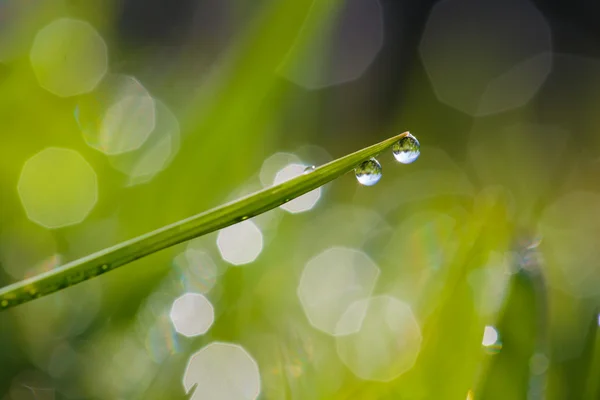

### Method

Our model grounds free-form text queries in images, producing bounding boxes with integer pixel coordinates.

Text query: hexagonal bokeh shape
[169,293,215,337]
[419,0,551,116]
[0,220,57,279]
[529,353,549,376]
[217,220,263,266]
[108,99,181,186]
[259,152,301,187]
[336,295,422,381]
[18,148,98,228]
[273,163,321,213]
[76,74,156,156]
[538,191,600,298]
[30,18,107,97]
[184,342,261,400]
[173,249,221,294]
[297,247,380,336]
[279,0,383,89]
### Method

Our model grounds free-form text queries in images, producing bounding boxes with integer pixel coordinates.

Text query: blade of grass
[0,132,409,311]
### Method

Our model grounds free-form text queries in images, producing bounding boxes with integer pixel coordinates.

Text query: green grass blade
[0,132,409,311]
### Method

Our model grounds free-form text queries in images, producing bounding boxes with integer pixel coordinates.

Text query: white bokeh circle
[217,220,263,266]
[273,163,321,213]
[169,293,215,337]
[183,342,261,400]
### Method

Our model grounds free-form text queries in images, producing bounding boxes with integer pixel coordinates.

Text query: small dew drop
[303,165,316,173]
[392,133,420,164]
[482,325,502,354]
[355,158,382,186]
[482,325,498,346]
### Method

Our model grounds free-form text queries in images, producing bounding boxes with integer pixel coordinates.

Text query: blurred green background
[1,0,600,398]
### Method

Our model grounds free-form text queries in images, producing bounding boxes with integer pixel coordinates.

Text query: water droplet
[482,325,502,354]
[304,165,316,173]
[355,158,382,186]
[392,133,420,164]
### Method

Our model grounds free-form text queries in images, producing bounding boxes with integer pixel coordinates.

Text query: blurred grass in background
[1,0,600,399]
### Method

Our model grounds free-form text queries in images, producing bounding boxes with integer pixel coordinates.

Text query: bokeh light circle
[217,220,263,266]
[173,248,221,294]
[259,152,301,187]
[183,342,261,400]
[419,0,551,115]
[273,163,321,213]
[30,18,107,97]
[335,295,422,381]
[18,148,98,228]
[0,220,57,280]
[108,98,180,185]
[538,191,600,297]
[169,292,214,337]
[76,74,156,155]
[297,247,380,335]
[279,0,383,89]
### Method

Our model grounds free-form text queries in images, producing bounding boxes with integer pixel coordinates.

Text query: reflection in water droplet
[392,133,420,164]
[304,165,316,173]
[355,158,382,186]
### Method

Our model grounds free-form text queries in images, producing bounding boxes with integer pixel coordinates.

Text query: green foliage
[0,1,597,399]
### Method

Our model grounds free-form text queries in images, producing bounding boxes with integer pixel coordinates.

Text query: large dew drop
[392,133,420,164]
[355,158,382,186]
